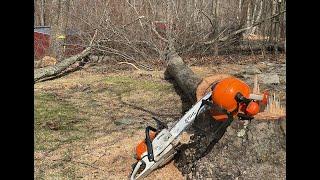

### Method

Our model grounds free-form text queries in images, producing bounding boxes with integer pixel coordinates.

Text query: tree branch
[151,21,169,43]
[118,62,141,70]
[204,10,286,45]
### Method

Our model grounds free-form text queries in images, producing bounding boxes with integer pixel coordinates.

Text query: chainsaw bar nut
[179,132,193,144]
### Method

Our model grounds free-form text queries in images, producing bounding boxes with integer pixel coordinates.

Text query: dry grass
[34,69,184,179]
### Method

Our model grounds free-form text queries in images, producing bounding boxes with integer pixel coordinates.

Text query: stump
[165,53,286,179]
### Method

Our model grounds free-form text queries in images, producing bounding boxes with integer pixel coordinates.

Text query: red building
[34,26,50,59]
[34,26,85,60]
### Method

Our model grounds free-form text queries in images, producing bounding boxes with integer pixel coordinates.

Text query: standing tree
[40,0,46,26]
[50,0,70,61]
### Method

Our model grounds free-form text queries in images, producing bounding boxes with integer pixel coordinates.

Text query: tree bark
[165,53,201,103]
[166,0,175,53]
[213,0,219,56]
[250,0,263,34]
[238,0,250,42]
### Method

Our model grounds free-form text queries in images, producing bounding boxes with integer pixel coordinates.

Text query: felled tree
[165,53,286,179]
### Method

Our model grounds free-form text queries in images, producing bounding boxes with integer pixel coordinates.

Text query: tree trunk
[166,0,175,53]
[251,0,263,34]
[40,0,46,26]
[238,0,250,41]
[165,53,286,179]
[165,53,201,103]
[213,0,219,56]
[50,0,70,61]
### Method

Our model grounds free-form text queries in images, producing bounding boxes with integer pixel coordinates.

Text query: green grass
[104,76,173,95]
[34,76,173,152]
[34,93,88,152]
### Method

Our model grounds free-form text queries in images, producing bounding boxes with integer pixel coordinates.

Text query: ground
[34,54,285,179]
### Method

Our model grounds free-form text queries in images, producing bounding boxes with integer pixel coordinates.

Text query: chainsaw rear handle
[145,126,157,161]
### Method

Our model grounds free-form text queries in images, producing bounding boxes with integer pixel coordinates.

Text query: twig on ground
[118,62,141,70]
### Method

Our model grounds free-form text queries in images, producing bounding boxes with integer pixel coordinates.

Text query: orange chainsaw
[130,77,268,180]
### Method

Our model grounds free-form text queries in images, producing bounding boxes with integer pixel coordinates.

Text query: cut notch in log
[195,74,232,101]
[251,74,285,120]
[265,92,285,116]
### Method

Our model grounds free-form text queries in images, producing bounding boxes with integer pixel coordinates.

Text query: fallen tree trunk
[34,47,91,83]
[34,30,97,83]
[165,53,286,179]
[227,43,285,53]
[165,53,201,103]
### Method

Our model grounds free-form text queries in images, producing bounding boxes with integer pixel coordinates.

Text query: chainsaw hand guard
[152,117,168,130]
[145,126,157,161]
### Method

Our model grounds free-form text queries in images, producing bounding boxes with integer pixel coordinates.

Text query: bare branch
[204,10,286,45]
[151,22,169,43]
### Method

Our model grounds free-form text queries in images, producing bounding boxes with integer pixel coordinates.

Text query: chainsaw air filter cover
[135,130,156,160]
[212,77,250,113]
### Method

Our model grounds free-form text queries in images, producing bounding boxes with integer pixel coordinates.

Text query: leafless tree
[34,0,286,66]
[49,0,70,61]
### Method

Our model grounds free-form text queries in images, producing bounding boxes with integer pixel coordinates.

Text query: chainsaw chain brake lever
[202,99,214,108]
[146,117,169,162]
[152,117,168,130]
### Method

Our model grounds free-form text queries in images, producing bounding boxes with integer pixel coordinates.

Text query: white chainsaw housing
[130,91,265,179]
[130,92,212,180]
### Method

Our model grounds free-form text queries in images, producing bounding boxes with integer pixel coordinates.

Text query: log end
[196,74,232,101]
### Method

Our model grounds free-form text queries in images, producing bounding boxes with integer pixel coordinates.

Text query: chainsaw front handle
[130,155,155,180]
[130,160,143,180]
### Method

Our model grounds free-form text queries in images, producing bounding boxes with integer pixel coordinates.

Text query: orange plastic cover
[212,77,250,113]
[245,101,260,116]
[135,131,156,160]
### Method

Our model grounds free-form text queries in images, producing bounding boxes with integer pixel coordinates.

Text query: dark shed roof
[34,26,51,35]
[34,26,80,36]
